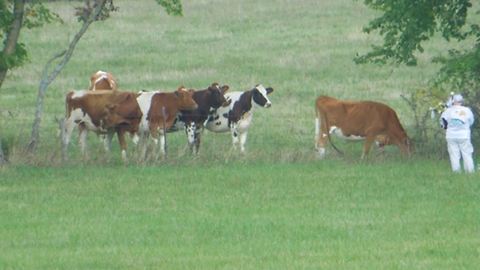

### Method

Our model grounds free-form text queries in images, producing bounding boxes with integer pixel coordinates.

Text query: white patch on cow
[205,92,241,133]
[136,91,158,134]
[72,90,87,98]
[329,126,365,141]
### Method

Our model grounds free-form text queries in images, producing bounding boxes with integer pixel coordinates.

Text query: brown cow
[315,95,411,159]
[135,87,198,159]
[64,90,142,162]
[89,70,118,91]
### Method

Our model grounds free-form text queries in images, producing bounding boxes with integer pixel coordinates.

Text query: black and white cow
[177,83,230,154]
[205,84,274,153]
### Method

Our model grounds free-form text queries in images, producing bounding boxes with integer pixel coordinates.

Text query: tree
[27,0,183,153]
[355,0,480,92]
[356,0,479,145]
[0,0,60,89]
[1,0,60,162]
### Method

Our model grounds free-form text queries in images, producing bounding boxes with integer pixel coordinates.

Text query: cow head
[208,82,230,108]
[176,86,198,111]
[252,84,273,108]
[89,70,117,91]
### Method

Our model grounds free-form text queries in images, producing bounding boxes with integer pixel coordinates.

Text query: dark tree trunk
[0,0,26,89]
[0,140,6,165]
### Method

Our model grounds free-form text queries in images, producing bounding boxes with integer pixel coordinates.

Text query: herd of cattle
[63,70,411,162]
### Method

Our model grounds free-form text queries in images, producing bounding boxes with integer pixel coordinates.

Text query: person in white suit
[440,94,475,173]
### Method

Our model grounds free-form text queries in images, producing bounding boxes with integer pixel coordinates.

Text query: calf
[315,95,411,159]
[89,70,118,91]
[177,82,230,154]
[64,90,142,162]
[205,84,274,153]
[136,87,198,158]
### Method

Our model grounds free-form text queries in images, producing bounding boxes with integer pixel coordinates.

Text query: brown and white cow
[89,70,118,91]
[175,82,230,154]
[135,87,198,159]
[205,84,274,153]
[315,95,411,159]
[64,90,142,162]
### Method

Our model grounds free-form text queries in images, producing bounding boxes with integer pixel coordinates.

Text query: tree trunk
[0,140,6,165]
[0,0,26,89]
[27,0,107,153]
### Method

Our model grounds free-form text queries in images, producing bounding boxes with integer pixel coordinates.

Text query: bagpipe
[429,92,455,119]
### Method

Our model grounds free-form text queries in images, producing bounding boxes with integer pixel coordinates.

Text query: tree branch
[27,0,108,153]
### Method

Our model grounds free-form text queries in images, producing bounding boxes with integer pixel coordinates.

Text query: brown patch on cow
[315,95,411,158]
[147,86,198,136]
[65,90,142,160]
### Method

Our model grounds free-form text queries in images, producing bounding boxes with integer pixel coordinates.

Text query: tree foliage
[355,0,475,66]
[356,0,480,150]
[0,0,61,71]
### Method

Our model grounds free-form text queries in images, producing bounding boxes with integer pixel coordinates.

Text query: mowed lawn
[1,0,480,269]
[1,160,479,269]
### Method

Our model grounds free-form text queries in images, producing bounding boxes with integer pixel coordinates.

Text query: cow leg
[361,136,375,159]
[231,124,240,151]
[159,132,166,159]
[185,122,196,154]
[153,128,166,159]
[193,125,203,155]
[138,133,149,161]
[315,117,328,159]
[78,126,89,159]
[239,131,248,153]
[103,132,114,153]
[62,117,76,158]
[117,130,128,163]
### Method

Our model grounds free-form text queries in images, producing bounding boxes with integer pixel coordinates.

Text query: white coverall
[440,105,475,173]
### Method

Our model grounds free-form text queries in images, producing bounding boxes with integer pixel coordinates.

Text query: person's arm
[440,111,448,129]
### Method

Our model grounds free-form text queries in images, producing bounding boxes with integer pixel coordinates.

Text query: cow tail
[316,105,343,155]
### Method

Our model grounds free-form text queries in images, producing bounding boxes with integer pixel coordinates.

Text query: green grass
[1,0,479,268]
[2,160,479,269]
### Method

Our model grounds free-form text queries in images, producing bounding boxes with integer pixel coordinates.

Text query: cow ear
[221,85,229,93]
[266,87,274,95]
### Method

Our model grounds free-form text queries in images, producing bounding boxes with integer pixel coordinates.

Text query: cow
[175,82,230,154]
[63,90,142,162]
[314,95,411,159]
[205,84,274,153]
[135,86,198,159]
[89,70,118,91]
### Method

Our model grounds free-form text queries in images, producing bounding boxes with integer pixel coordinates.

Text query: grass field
[1,0,479,269]
[2,160,479,269]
